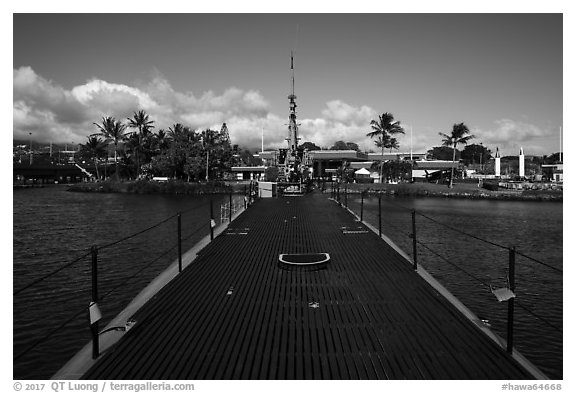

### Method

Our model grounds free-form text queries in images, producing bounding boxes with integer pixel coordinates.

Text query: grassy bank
[67,179,562,201]
[329,182,563,202]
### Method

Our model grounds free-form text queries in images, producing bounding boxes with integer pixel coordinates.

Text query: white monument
[519,147,525,178]
[494,147,501,177]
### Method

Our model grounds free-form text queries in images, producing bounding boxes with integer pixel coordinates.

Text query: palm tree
[367,112,405,183]
[79,136,107,180]
[439,122,475,188]
[93,116,128,180]
[127,110,155,178]
[167,123,187,140]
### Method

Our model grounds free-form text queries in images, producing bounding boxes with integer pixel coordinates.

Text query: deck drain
[226,228,250,235]
[278,253,330,271]
[340,226,369,234]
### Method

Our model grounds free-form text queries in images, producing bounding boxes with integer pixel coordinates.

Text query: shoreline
[327,182,563,202]
[61,180,562,202]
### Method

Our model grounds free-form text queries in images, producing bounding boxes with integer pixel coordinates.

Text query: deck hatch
[278,253,330,270]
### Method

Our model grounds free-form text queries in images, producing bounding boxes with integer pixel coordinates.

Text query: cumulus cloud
[321,100,376,126]
[13,66,386,153]
[470,119,554,156]
[13,67,275,145]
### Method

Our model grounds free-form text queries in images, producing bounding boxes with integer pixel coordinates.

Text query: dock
[78,192,535,379]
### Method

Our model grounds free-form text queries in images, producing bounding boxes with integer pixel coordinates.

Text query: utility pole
[206,150,209,181]
[29,132,33,165]
[410,125,413,161]
[560,126,563,163]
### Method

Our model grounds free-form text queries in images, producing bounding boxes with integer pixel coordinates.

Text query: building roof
[413,160,460,169]
[349,161,375,169]
[231,166,266,172]
[368,152,426,161]
[307,150,368,161]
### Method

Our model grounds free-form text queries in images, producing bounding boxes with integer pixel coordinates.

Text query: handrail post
[378,194,382,237]
[229,192,233,222]
[411,210,418,270]
[210,199,214,241]
[90,245,99,359]
[507,246,516,354]
[360,191,364,222]
[177,213,182,273]
[345,184,348,208]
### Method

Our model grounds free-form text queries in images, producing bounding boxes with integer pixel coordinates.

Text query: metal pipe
[411,210,418,270]
[507,246,516,354]
[229,192,233,223]
[360,191,364,222]
[90,245,99,359]
[378,194,382,237]
[210,199,214,241]
[177,214,182,273]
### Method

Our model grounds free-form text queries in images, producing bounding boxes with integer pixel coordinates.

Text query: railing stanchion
[345,184,348,208]
[229,192,233,223]
[244,185,247,209]
[378,194,382,237]
[411,210,418,270]
[210,199,214,241]
[507,246,516,354]
[177,213,182,273]
[360,191,364,222]
[90,245,99,359]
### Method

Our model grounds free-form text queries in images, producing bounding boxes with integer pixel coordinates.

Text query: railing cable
[416,240,492,289]
[514,250,562,274]
[416,211,509,250]
[415,211,562,273]
[180,200,211,216]
[181,224,210,243]
[100,243,178,302]
[14,304,88,362]
[14,250,91,296]
[98,214,177,251]
[515,300,563,333]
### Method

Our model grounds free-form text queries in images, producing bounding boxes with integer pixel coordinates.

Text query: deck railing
[13,183,259,376]
[331,184,562,378]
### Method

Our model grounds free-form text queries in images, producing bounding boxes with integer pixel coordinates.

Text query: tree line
[78,108,556,184]
[77,110,255,181]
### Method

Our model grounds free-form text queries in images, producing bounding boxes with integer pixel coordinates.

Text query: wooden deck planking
[82,193,534,380]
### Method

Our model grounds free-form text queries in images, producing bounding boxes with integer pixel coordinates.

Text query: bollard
[90,245,99,359]
[360,191,364,222]
[210,199,214,241]
[507,246,516,354]
[411,210,418,270]
[229,192,233,223]
[378,194,382,237]
[177,214,182,273]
